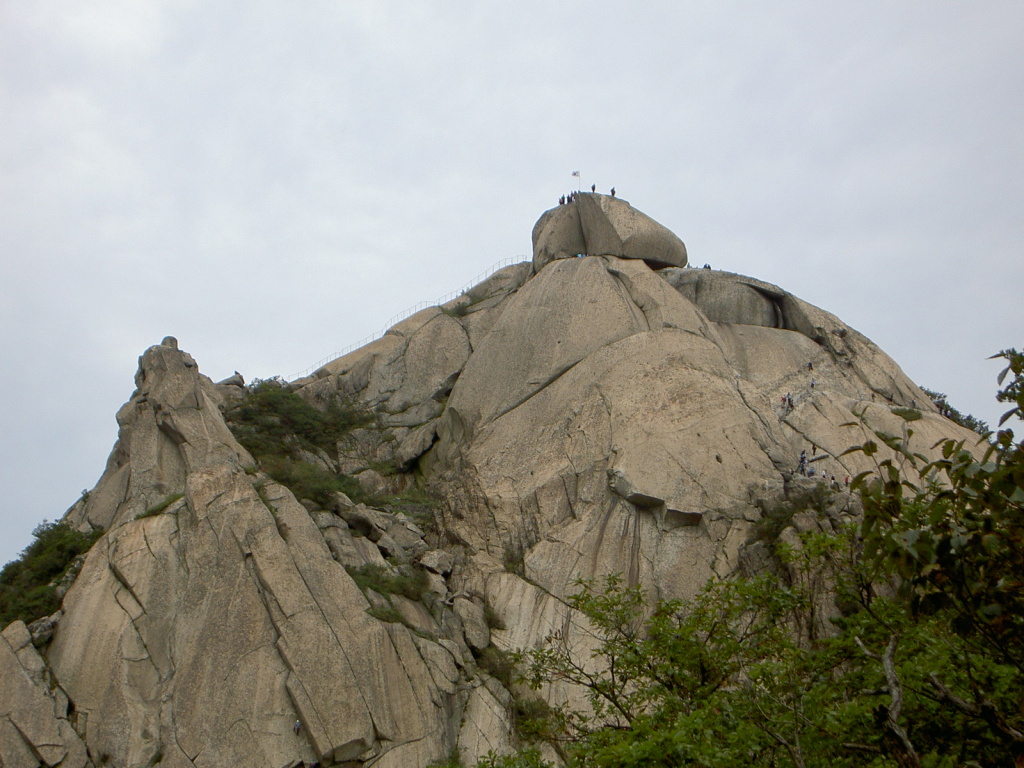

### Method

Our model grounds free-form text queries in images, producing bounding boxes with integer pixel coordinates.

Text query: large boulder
[532,193,688,272]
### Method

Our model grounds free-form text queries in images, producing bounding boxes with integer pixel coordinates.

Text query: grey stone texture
[532,193,688,272]
[4,340,506,768]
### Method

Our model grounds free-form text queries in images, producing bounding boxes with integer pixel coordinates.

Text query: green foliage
[225,377,370,457]
[427,750,465,768]
[259,454,364,508]
[483,600,506,631]
[475,748,552,768]
[852,350,1024,664]
[512,698,561,744]
[382,486,443,536]
[503,544,525,576]
[841,349,1024,763]
[223,378,374,506]
[137,493,184,519]
[890,406,923,422]
[345,563,428,602]
[440,297,475,319]
[514,574,820,767]
[475,645,515,688]
[0,521,103,627]
[920,386,990,436]
[510,563,1022,765]
[366,603,405,624]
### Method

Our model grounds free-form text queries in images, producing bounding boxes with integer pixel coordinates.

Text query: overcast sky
[2,2,1022,566]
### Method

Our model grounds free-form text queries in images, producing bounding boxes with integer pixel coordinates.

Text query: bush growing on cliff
[0,521,102,627]
[920,386,990,436]
[224,378,373,505]
[226,378,370,457]
[258,454,364,508]
[345,563,429,602]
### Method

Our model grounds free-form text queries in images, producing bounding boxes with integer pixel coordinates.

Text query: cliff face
[0,202,982,768]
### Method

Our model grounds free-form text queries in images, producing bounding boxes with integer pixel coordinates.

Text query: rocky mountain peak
[0,199,983,768]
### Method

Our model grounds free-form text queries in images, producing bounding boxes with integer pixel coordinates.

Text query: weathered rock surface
[3,340,516,768]
[532,193,688,272]
[0,621,89,768]
[63,339,253,533]
[416,258,980,643]
[285,211,978,763]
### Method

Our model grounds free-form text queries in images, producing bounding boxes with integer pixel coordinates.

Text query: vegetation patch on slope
[0,521,103,627]
[224,378,373,506]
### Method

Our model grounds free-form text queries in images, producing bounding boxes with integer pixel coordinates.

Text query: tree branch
[856,635,921,768]
[928,673,1024,745]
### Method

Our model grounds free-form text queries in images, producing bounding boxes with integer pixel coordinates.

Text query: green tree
[846,349,1024,761]
[918,387,990,436]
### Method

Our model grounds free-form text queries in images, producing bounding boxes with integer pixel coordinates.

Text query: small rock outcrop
[532,193,688,272]
[0,621,89,768]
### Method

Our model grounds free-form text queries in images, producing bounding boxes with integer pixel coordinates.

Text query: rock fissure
[140,519,168,564]
[218,642,275,683]
[560,473,578,520]
[107,557,146,616]
[170,719,199,765]
[487,356,589,426]
[604,266,653,332]
[8,716,59,765]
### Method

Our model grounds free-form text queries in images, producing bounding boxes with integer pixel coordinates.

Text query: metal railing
[288,255,526,380]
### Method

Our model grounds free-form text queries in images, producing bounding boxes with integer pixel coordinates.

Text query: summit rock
[532,192,688,271]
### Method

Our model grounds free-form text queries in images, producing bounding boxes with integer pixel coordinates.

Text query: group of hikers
[797,447,850,490]
[558,184,616,205]
[780,366,817,415]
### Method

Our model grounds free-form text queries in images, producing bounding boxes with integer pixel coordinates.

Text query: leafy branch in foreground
[848,349,1024,672]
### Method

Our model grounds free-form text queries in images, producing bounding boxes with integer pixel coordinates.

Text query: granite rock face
[532,193,688,272]
[4,340,513,768]
[425,258,970,610]
[290,243,977,719]
[0,621,89,768]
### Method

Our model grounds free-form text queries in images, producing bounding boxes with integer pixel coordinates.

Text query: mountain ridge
[0,198,984,768]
